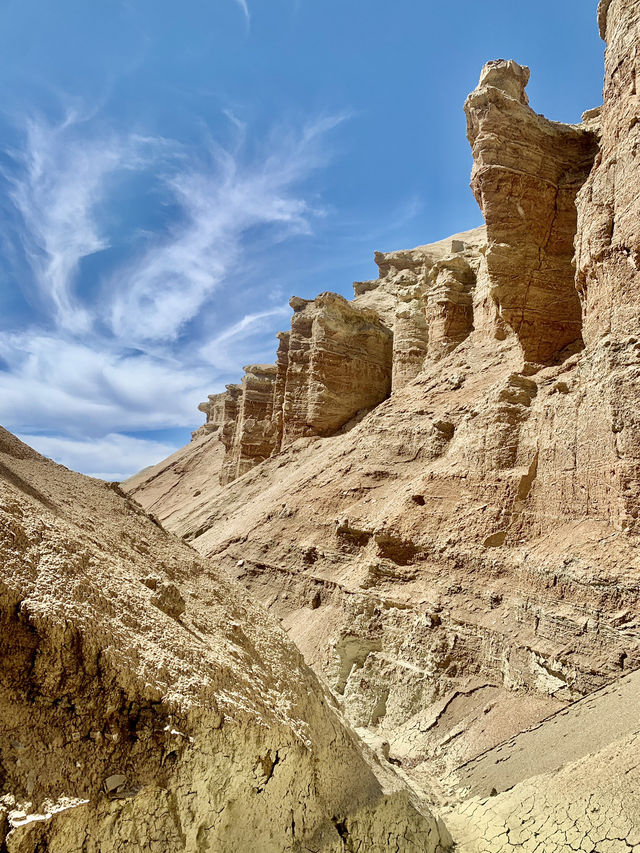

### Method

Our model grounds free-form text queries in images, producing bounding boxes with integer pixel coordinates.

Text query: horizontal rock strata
[214,293,394,484]
[220,364,279,485]
[196,391,226,434]
[466,59,599,363]
[282,293,393,442]
[355,228,487,392]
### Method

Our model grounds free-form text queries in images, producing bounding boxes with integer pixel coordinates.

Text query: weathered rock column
[576,0,640,344]
[272,331,290,451]
[196,392,226,434]
[466,59,598,363]
[426,255,475,359]
[227,364,279,482]
[392,290,429,391]
[570,0,640,530]
[282,293,393,443]
[219,383,243,485]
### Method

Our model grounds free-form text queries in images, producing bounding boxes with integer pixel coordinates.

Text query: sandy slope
[0,426,446,852]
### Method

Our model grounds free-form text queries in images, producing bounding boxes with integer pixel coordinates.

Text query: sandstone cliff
[465,59,598,363]
[193,391,226,439]
[208,294,394,485]
[124,2,640,848]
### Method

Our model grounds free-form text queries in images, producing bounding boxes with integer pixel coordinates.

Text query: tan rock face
[282,293,393,443]
[196,391,226,432]
[356,231,486,392]
[562,0,640,534]
[221,364,279,485]
[466,59,598,363]
[126,5,640,849]
[425,255,475,359]
[216,293,393,484]
[389,252,477,392]
[0,428,447,853]
[273,331,290,450]
[131,55,635,780]
[219,382,243,485]
[577,0,640,345]
[392,292,429,390]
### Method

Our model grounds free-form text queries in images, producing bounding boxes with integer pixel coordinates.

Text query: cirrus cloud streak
[1,106,347,476]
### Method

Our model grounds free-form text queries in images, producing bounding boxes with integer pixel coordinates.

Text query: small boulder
[150,582,186,619]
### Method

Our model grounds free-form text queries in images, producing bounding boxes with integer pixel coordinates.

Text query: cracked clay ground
[444,673,640,852]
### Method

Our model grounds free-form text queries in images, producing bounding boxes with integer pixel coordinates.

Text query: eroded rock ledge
[190,63,601,488]
[213,293,394,484]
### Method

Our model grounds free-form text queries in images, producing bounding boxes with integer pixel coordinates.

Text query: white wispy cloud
[18,431,179,481]
[203,304,291,349]
[1,106,346,477]
[0,333,214,435]
[108,115,345,345]
[199,304,291,371]
[234,0,250,25]
[5,111,157,333]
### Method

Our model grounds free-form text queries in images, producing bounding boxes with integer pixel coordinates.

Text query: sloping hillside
[0,427,446,852]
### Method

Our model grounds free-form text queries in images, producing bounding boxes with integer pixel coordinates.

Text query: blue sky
[0,0,604,479]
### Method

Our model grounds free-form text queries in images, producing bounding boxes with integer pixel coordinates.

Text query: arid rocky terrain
[0,427,448,852]
[4,0,640,850]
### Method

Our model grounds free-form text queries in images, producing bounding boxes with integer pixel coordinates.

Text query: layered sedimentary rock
[282,293,393,443]
[389,251,476,392]
[562,0,640,538]
[194,391,226,437]
[521,0,640,537]
[425,255,475,359]
[273,331,290,450]
[190,234,487,483]
[128,55,625,780]
[577,0,640,344]
[0,427,447,852]
[216,293,394,484]
[465,59,599,363]
[219,382,243,485]
[126,4,640,849]
[220,364,279,485]
[392,291,429,390]
[355,230,485,391]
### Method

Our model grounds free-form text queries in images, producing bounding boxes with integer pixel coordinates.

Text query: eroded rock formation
[219,382,243,485]
[215,292,394,484]
[0,427,447,852]
[355,229,485,391]
[220,364,279,485]
[577,0,640,346]
[196,391,226,435]
[125,3,640,849]
[466,59,599,363]
[282,293,393,442]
